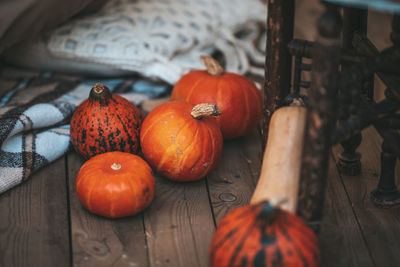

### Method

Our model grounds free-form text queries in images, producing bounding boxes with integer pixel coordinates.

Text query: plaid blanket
[0,71,170,194]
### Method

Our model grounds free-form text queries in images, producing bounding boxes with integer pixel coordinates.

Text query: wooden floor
[1,121,399,267]
[1,1,399,267]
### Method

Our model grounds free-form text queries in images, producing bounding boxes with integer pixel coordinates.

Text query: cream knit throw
[43,0,266,83]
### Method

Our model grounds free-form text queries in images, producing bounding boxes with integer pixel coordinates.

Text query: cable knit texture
[44,0,266,83]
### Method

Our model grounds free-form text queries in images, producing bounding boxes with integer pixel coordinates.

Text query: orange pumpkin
[75,151,155,218]
[140,101,223,182]
[170,55,263,139]
[70,83,143,160]
[210,201,320,267]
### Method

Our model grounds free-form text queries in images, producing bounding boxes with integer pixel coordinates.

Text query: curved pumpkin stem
[93,83,106,94]
[89,83,112,106]
[190,103,221,120]
[201,55,224,76]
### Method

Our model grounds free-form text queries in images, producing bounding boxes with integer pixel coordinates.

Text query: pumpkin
[209,201,320,267]
[209,107,319,267]
[70,83,143,160]
[75,151,155,218]
[170,55,263,139]
[140,101,223,182]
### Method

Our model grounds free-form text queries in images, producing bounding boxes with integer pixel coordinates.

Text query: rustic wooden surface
[2,123,398,267]
[319,155,374,267]
[332,128,400,267]
[0,1,398,267]
[67,153,150,267]
[0,157,70,267]
[207,130,262,224]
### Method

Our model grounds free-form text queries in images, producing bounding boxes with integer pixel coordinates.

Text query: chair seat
[325,0,400,13]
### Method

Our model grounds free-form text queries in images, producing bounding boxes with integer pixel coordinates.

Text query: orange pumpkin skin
[140,101,223,182]
[170,70,262,139]
[210,202,320,267]
[70,83,143,160]
[76,151,155,218]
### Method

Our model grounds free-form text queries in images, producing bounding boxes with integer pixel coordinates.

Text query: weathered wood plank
[143,174,214,267]
[207,129,262,224]
[0,157,70,267]
[67,152,149,267]
[241,128,263,186]
[319,154,374,267]
[333,127,400,267]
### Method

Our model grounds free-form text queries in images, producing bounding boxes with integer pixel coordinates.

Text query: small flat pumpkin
[76,151,155,218]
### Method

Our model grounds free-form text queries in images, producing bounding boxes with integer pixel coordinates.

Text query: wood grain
[319,154,374,267]
[0,157,70,267]
[143,174,214,267]
[333,127,400,267]
[67,152,149,267]
[241,128,263,185]
[207,129,262,223]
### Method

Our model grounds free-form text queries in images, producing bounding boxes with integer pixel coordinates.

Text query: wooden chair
[263,0,400,229]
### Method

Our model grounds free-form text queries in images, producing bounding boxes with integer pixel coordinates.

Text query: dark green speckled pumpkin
[70,83,143,160]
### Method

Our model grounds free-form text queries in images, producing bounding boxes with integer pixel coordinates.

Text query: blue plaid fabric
[0,74,169,194]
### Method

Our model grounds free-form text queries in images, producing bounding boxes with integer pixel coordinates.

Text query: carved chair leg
[338,133,362,175]
[296,4,342,229]
[370,138,400,207]
[338,7,370,176]
[370,14,400,207]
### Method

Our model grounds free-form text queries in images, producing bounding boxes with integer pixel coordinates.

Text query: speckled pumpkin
[70,83,143,160]
[140,101,223,182]
[170,55,263,139]
[210,201,320,267]
[76,151,155,218]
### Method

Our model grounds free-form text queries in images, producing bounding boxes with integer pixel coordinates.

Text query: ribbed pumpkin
[70,83,143,160]
[170,55,263,139]
[76,151,155,218]
[140,101,223,182]
[210,201,320,267]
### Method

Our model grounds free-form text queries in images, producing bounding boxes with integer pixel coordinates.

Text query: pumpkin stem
[289,97,306,107]
[89,83,112,106]
[111,163,122,171]
[201,55,224,76]
[93,83,105,94]
[190,103,221,120]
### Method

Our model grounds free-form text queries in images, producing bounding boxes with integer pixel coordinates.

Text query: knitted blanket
[4,0,266,83]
